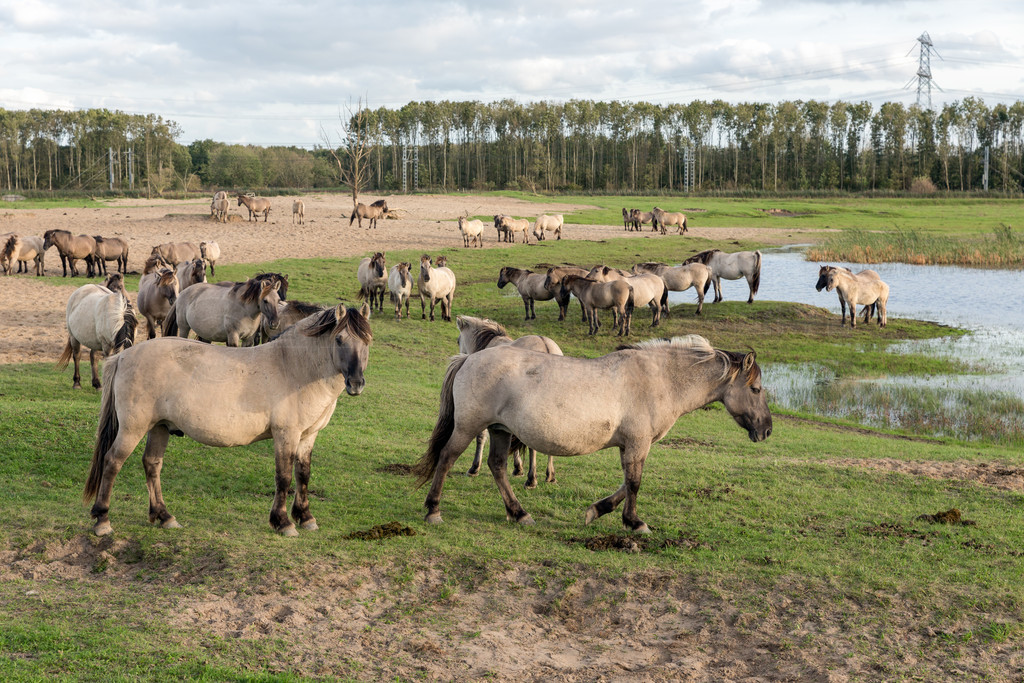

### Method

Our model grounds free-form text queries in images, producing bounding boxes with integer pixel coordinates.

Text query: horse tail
[682,216,688,233]
[703,277,712,295]
[660,285,669,314]
[625,286,635,318]
[56,337,74,370]
[162,301,179,337]
[348,211,357,226]
[114,298,138,352]
[413,354,470,488]
[84,355,120,503]
[751,251,762,296]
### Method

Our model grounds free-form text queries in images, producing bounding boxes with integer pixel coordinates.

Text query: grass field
[3,206,1024,680]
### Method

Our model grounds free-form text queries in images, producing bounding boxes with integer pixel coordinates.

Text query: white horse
[586,265,667,327]
[632,262,711,315]
[175,258,208,292]
[418,255,456,322]
[457,216,484,248]
[292,199,305,225]
[357,252,388,312]
[825,269,889,328]
[651,207,688,235]
[388,262,413,320]
[57,273,137,389]
[2,234,45,275]
[533,214,563,241]
[684,249,762,304]
[199,241,220,277]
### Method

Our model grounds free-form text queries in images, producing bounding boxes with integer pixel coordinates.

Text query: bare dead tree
[320,98,372,209]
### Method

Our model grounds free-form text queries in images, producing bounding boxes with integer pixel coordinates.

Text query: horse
[533,214,563,241]
[815,265,879,325]
[175,258,208,292]
[2,234,45,276]
[684,249,762,304]
[414,335,771,531]
[586,265,667,327]
[496,216,530,243]
[349,199,388,229]
[90,236,129,275]
[558,274,634,336]
[137,260,180,340]
[199,241,220,277]
[164,276,283,346]
[388,262,413,320]
[211,198,229,222]
[57,273,137,389]
[418,254,456,322]
[292,199,305,225]
[43,229,96,277]
[497,266,557,320]
[455,315,562,488]
[151,242,201,266]
[457,216,484,248]
[261,300,329,342]
[542,265,589,321]
[825,268,889,328]
[83,303,373,537]
[622,207,633,231]
[212,190,228,201]
[357,252,388,312]
[492,215,512,242]
[631,209,657,232]
[651,207,688,235]
[632,262,711,315]
[237,194,272,222]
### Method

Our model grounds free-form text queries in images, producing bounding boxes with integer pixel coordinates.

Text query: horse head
[420,255,432,281]
[258,281,283,330]
[372,252,386,277]
[436,256,448,268]
[720,350,772,443]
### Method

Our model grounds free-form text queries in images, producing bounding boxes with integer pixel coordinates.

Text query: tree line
[2,97,1023,196]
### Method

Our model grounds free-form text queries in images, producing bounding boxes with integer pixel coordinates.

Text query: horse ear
[455,315,466,330]
[742,351,756,374]
[359,301,371,319]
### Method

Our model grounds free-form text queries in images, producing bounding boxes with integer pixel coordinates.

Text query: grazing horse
[684,249,762,304]
[349,199,388,229]
[388,262,413,320]
[57,273,137,389]
[91,236,129,275]
[43,229,96,277]
[199,241,220,277]
[632,262,711,315]
[175,258,208,292]
[292,199,305,225]
[558,275,634,336]
[237,194,272,222]
[815,265,879,325]
[164,277,283,346]
[138,259,179,340]
[533,214,563,241]
[211,198,229,222]
[455,315,562,488]
[585,265,667,327]
[414,335,772,531]
[457,216,484,248]
[357,252,388,312]
[825,268,889,328]
[151,242,201,266]
[418,254,456,322]
[2,234,45,276]
[631,208,657,232]
[542,265,589,321]
[651,207,688,235]
[497,266,557,320]
[83,303,373,537]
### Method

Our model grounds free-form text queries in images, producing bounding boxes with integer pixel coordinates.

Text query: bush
[910,176,938,195]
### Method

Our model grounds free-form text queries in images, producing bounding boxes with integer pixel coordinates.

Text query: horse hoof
[279,525,299,537]
[301,518,319,531]
[632,523,652,535]
[584,507,599,525]
[160,517,181,529]
[518,514,535,526]
[93,521,113,537]
[526,481,537,490]
[466,469,479,477]
[425,512,443,525]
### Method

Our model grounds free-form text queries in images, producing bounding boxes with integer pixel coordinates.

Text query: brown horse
[237,194,272,222]
[825,268,889,328]
[138,262,179,340]
[455,315,562,488]
[175,258,208,292]
[350,199,388,229]
[632,261,711,315]
[558,274,634,336]
[585,265,667,327]
[651,207,688,235]
[261,300,329,342]
[91,236,129,275]
[151,242,201,266]
[2,234,45,276]
[497,266,557,320]
[816,265,879,325]
[414,335,772,531]
[542,265,589,321]
[164,276,283,346]
[631,209,657,232]
[43,229,96,277]
[84,303,372,537]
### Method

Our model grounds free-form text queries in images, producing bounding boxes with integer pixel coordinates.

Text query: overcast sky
[2,0,1022,147]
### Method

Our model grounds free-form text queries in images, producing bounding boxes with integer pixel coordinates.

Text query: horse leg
[649,301,660,327]
[420,293,427,320]
[714,277,723,303]
[511,445,524,477]
[467,430,487,476]
[524,448,538,489]
[486,430,532,525]
[584,445,651,533]
[290,434,319,531]
[424,427,481,524]
[849,302,858,328]
[545,454,556,484]
[70,340,83,389]
[521,295,530,321]
[89,349,102,389]
[747,275,755,304]
[270,432,300,536]
[590,308,599,335]
[142,425,180,529]
[90,427,148,536]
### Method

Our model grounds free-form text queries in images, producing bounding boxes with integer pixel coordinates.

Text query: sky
[1,0,1022,147]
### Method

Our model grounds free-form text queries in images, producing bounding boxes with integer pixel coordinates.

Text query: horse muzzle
[345,380,365,396]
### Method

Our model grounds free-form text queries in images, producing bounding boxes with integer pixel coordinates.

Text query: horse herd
[456,213,565,247]
[621,206,689,235]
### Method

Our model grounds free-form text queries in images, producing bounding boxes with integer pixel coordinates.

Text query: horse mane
[635,261,667,269]
[682,249,720,265]
[285,300,327,317]
[370,199,387,209]
[617,335,758,384]
[457,316,509,352]
[304,306,373,344]
[1,235,15,260]
[241,272,289,300]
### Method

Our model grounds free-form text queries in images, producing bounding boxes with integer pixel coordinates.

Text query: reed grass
[806,225,1024,268]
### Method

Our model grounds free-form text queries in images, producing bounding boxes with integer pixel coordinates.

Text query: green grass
[807,225,1024,267]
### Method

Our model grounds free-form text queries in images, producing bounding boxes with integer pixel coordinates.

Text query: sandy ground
[0,192,812,365]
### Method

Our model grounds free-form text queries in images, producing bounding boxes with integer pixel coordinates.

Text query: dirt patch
[377,463,415,476]
[570,532,710,553]
[761,208,813,217]
[827,457,1024,493]
[916,508,977,526]
[342,522,417,540]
